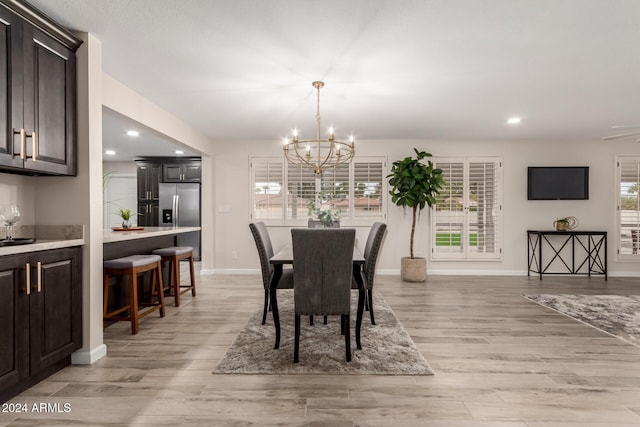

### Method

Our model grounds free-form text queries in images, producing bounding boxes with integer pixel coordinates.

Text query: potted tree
[388,148,445,282]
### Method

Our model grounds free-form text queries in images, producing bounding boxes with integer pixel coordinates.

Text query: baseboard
[71,344,107,365]
[209,269,261,275]
[377,269,526,276]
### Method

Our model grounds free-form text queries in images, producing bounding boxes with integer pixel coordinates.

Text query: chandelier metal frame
[283,81,355,176]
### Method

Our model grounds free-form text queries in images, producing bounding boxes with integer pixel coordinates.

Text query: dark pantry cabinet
[0,246,82,403]
[137,161,161,226]
[0,0,82,176]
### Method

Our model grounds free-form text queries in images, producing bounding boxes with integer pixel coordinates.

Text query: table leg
[353,265,365,350]
[270,265,282,349]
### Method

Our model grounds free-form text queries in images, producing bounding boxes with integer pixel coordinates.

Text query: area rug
[524,294,640,347]
[213,290,434,375]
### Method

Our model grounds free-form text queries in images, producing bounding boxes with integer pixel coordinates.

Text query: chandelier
[283,81,355,176]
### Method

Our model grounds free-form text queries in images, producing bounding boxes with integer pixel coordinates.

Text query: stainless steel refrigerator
[158,183,201,260]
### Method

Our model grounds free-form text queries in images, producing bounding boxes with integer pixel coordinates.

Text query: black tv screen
[527,166,589,200]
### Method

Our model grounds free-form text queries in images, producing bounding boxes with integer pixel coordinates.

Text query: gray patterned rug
[213,290,434,375]
[524,294,640,347]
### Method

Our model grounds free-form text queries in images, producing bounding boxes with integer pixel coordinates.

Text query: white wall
[102,161,137,228]
[212,137,640,276]
[0,173,36,226]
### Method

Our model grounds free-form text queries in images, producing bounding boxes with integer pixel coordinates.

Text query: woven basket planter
[401,257,427,282]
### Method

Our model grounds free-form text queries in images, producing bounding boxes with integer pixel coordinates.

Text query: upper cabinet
[0,0,82,176]
[162,160,201,183]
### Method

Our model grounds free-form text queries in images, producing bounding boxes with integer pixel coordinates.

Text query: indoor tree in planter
[388,148,445,282]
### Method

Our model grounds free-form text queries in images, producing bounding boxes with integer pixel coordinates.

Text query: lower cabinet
[0,246,82,403]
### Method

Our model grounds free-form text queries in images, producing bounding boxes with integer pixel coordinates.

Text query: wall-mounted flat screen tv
[527,166,589,200]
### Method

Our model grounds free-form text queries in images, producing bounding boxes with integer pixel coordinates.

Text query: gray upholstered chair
[249,222,294,324]
[361,222,387,325]
[292,228,355,363]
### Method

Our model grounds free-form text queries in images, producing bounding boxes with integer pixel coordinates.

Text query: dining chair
[249,222,294,324]
[361,222,387,325]
[292,228,355,363]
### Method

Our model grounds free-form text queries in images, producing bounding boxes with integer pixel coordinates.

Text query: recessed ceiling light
[175,150,184,155]
[127,130,140,137]
[105,150,116,155]
[507,117,521,124]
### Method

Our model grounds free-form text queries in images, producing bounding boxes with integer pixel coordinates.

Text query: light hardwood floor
[3,269,640,426]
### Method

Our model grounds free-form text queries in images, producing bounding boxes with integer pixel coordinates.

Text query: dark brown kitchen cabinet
[163,161,201,182]
[0,0,82,176]
[0,246,82,403]
[137,161,161,226]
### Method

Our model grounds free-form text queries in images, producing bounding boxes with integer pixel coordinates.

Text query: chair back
[249,222,274,290]
[363,222,387,289]
[291,228,355,316]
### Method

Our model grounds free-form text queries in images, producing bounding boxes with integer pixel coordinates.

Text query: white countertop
[0,238,85,257]
[103,226,201,243]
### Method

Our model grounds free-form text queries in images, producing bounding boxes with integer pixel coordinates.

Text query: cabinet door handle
[13,129,25,159]
[37,261,42,293]
[27,131,37,161]
[25,262,31,295]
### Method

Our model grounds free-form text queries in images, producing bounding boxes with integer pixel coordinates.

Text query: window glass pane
[434,162,465,253]
[252,159,283,220]
[619,159,640,255]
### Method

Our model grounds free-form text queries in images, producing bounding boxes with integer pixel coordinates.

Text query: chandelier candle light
[283,81,355,176]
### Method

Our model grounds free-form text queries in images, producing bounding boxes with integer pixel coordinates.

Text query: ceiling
[102,107,200,161]
[27,0,640,158]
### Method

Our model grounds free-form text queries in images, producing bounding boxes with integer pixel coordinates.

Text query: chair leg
[310,315,314,326]
[344,314,351,362]
[173,257,180,307]
[323,316,328,325]
[156,261,166,317]
[294,314,301,363]
[262,289,269,325]
[130,271,139,335]
[368,289,376,325]
[188,255,196,296]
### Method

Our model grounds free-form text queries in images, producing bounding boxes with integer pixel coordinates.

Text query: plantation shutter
[321,164,350,213]
[432,157,502,260]
[250,158,283,222]
[617,157,640,257]
[250,156,386,225]
[286,164,316,220]
[353,160,385,219]
[468,161,500,256]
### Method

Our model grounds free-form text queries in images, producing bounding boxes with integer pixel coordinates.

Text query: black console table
[527,230,607,280]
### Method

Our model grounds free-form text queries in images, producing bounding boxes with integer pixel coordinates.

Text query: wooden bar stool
[103,254,166,335]
[152,246,196,307]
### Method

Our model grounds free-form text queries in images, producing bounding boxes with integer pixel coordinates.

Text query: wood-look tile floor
[3,269,640,426]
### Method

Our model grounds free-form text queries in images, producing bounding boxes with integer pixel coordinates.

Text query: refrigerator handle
[174,194,180,227]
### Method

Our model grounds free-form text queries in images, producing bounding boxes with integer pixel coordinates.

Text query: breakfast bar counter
[103,226,201,244]
[103,226,200,259]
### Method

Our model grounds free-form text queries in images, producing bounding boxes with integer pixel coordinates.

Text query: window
[617,157,640,258]
[431,157,502,260]
[250,157,386,225]
[250,158,283,221]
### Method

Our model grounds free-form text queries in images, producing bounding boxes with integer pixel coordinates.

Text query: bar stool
[103,254,166,335]
[152,246,196,307]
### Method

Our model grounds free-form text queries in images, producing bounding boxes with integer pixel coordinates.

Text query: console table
[527,230,607,280]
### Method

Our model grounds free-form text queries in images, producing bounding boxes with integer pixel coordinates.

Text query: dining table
[269,245,366,351]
